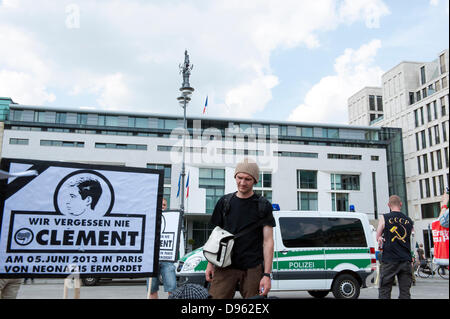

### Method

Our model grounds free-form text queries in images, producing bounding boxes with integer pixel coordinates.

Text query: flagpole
[178,50,194,257]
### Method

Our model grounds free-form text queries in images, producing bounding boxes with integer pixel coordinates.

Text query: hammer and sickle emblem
[390,225,407,243]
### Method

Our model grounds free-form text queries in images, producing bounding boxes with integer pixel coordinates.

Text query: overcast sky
[0,0,448,124]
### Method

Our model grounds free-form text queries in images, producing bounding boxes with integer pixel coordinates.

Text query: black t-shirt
[210,193,276,270]
[382,211,414,262]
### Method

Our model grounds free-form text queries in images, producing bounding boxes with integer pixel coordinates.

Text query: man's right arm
[376,215,385,248]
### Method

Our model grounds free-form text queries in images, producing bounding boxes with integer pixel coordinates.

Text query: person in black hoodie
[376,195,414,299]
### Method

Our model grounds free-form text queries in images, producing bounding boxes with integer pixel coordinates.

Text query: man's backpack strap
[221,192,237,220]
[221,191,270,224]
[257,195,269,219]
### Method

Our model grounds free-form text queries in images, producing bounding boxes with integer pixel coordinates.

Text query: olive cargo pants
[209,264,263,299]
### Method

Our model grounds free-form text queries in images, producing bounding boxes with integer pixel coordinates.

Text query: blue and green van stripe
[186,248,372,272]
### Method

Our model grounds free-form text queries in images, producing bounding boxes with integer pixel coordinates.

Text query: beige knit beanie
[234,158,260,183]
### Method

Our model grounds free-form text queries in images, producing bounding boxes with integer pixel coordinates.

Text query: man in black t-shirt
[205,158,275,299]
[376,195,414,299]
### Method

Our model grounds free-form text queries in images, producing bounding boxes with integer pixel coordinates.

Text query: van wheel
[82,277,100,286]
[307,290,329,298]
[331,274,360,299]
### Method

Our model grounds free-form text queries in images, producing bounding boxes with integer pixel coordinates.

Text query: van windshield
[279,217,367,248]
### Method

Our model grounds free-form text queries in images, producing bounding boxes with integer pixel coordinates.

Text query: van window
[323,218,367,247]
[279,217,323,247]
[279,217,366,248]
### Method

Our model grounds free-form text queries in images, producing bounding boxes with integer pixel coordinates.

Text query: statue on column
[179,50,193,88]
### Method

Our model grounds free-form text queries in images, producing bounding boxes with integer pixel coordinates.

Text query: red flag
[432,220,449,265]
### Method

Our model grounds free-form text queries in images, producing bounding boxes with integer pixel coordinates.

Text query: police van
[176,211,377,299]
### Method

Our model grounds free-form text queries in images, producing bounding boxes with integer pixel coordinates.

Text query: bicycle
[417,259,449,279]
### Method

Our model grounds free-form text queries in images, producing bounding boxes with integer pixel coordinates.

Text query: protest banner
[159,210,182,262]
[431,219,449,265]
[0,158,164,279]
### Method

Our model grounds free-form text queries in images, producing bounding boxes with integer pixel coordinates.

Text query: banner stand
[146,278,152,299]
[63,278,81,299]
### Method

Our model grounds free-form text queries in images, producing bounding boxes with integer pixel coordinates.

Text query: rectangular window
[425,178,430,198]
[55,112,66,124]
[331,174,360,190]
[423,154,429,173]
[420,107,424,125]
[40,140,84,147]
[426,104,432,122]
[409,92,415,105]
[440,53,447,74]
[323,218,367,247]
[441,96,447,116]
[442,122,448,142]
[297,192,318,211]
[436,150,443,169]
[279,217,323,247]
[433,101,438,119]
[147,164,172,185]
[419,180,424,199]
[158,118,178,130]
[332,193,349,212]
[199,168,225,214]
[377,96,383,111]
[434,125,440,144]
[430,152,435,171]
[297,170,317,189]
[442,76,448,89]
[255,172,272,203]
[415,133,420,151]
[98,115,119,126]
[432,176,438,196]
[77,113,88,125]
[444,147,449,168]
[428,128,433,147]
[417,157,422,174]
[428,84,435,95]
[301,127,313,137]
[414,110,419,127]
[279,217,366,248]
[12,110,23,121]
[438,175,445,195]
[327,154,362,160]
[369,95,375,111]
[421,130,426,149]
[9,138,29,145]
[34,111,46,123]
[95,143,146,150]
[273,151,318,158]
[421,202,440,219]
[420,66,426,85]
[322,128,339,138]
[129,117,149,128]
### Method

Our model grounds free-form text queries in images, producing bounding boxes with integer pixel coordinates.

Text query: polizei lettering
[35,229,139,246]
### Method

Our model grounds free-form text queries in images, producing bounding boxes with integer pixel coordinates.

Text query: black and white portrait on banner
[0,158,164,279]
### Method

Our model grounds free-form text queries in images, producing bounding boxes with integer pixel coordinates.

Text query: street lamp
[178,50,194,255]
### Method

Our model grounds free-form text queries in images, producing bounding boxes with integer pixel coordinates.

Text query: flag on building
[176,172,181,198]
[203,96,208,114]
[185,172,190,198]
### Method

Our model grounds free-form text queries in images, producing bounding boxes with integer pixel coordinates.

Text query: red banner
[432,220,449,265]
